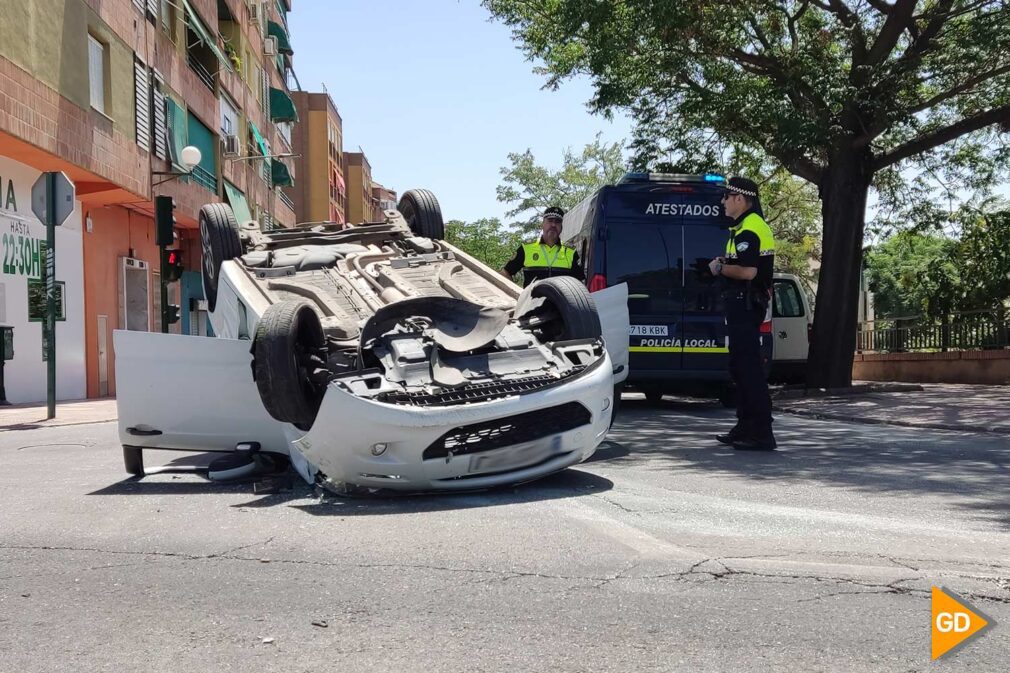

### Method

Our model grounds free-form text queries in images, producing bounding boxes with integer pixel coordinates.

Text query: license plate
[630,324,669,336]
[468,435,563,474]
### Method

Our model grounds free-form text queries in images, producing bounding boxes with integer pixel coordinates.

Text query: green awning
[249,121,269,156]
[166,98,189,171]
[269,87,298,123]
[267,21,294,55]
[223,181,254,225]
[271,160,293,188]
[249,121,271,176]
[183,0,233,72]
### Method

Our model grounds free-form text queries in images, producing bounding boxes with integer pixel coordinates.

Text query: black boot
[716,425,747,445]
[732,432,777,451]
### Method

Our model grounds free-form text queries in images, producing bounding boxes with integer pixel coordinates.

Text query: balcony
[277,189,295,212]
[187,50,215,91]
[191,164,218,193]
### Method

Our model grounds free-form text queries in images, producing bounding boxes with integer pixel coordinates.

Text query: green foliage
[497,135,627,233]
[865,231,961,317]
[483,0,1010,214]
[866,206,1010,317]
[445,217,523,271]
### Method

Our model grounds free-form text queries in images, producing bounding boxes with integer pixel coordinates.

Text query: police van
[562,172,777,403]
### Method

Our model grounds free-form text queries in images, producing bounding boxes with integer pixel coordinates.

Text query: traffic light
[165,249,184,282]
[165,304,181,325]
[155,195,175,247]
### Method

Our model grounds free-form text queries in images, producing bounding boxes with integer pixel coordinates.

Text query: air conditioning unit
[222,134,240,157]
[263,36,278,56]
[247,0,261,24]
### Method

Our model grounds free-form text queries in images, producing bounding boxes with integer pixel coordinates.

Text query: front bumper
[289,353,615,491]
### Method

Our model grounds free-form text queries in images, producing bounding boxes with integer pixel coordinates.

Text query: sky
[288,0,633,224]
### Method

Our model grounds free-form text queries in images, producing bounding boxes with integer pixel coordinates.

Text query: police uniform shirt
[504,238,585,288]
[724,210,774,294]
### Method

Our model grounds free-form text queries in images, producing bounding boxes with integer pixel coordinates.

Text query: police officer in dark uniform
[708,177,777,450]
[502,206,585,287]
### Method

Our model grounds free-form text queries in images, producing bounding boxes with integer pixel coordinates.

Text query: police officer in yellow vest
[502,206,584,287]
[708,177,777,450]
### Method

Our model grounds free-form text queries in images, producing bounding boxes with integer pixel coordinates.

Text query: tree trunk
[806,150,874,388]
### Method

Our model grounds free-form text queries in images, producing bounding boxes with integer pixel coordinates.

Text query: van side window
[773,281,804,318]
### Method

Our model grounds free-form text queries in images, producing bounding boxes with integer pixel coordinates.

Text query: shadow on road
[291,469,614,516]
[89,450,615,514]
[607,397,1010,527]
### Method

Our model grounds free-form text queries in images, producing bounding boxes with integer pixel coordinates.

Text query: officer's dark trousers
[725,295,773,438]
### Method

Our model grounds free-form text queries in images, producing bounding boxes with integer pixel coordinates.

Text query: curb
[0,417,118,432]
[773,383,923,400]
[775,406,1010,435]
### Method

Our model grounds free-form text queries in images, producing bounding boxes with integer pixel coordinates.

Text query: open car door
[114,331,289,456]
[591,282,630,384]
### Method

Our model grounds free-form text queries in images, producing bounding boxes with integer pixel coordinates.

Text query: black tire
[253,301,326,431]
[645,390,664,405]
[531,276,602,340]
[718,385,737,408]
[123,446,144,476]
[199,203,242,312]
[397,189,445,239]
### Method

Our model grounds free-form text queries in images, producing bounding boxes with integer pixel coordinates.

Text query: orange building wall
[81,205,161,398]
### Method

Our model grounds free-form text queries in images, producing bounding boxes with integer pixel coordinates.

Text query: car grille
[378,369,586,407]
[422,402,592,460]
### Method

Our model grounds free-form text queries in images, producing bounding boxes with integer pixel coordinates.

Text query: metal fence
[857,309,1010,353]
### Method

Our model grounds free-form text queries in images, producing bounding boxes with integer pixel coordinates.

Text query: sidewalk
[774,383,1010,434]
[0,398,118,431]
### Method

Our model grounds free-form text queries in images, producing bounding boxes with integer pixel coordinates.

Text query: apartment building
[287,91,345,223]
[0,0,299,402]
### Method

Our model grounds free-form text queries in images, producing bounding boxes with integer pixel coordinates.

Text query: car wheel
[253,301,327,431]
[397,189,445,239]
[531,276,602,340]
[645,390,664,404]
[199,203,242,312]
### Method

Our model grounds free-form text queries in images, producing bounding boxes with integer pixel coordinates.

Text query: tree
[484,0,1010,387]
[864,231,961,317]
[497,136,627,233]
[445,217,524,271]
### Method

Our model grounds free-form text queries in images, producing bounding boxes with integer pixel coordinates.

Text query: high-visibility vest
[726,212,775,260]
[522,241,576,270]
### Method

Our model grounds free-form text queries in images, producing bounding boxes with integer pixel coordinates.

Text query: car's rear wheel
[199,203,242,312]
[397,189,445,239]
[645,390,664,405]
[531,276,602,341]
[253,301,327,431]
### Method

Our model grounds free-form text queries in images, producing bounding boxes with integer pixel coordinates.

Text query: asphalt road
[1,396,1008,672]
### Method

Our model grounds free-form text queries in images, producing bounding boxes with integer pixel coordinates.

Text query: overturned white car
[115,190,629,493]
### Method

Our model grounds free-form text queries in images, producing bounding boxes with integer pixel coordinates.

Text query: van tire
[199,203,243,312]
[645,390,664,404]
[398,189,445,239]
[531,276,602,340]
[253,301,326,431]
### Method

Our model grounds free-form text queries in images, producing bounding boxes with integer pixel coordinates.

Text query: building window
[220,93,239,137]
[160,0,176,42]
[88,34,107,114]
[134,56,151,151]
